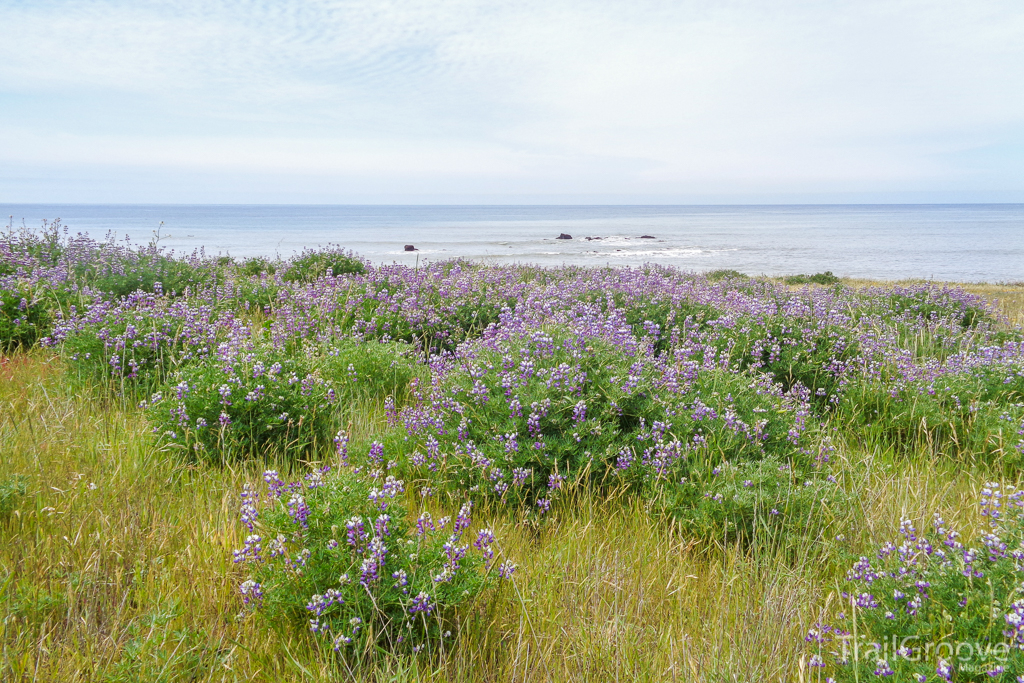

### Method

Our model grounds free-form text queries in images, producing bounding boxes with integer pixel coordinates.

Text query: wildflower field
[3,222,1024,681]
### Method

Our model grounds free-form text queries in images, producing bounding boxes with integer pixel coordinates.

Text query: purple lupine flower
[512,467,531,487]
[287,493,310,527]
[855,593,878,609]
[453,501,473,535]
[239,580,263,606]
[240,484,258,529]
[174,381,189,399]
[442,540,468,573]
[264,470,285,499]
[266,534,287,558]
[1004,600,1024,647]
[474,528,496,566]
[359,537,387,585]
[409,591,434,615]
[980,482,1005,527]
[306,588,344,617]
[616,447,634,470]
[384,395,397,425]
[368,476,405,511]
[502,432,519,453]
[233,534,262,563]
[334,430,349,466]
[416,512,435,536]
[346,516,367,550]
[304,467,327,489]
[805,624,832,644]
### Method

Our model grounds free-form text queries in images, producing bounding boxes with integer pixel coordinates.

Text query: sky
[2,0,1024,204]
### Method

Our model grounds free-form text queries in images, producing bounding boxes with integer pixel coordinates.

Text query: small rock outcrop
[640,235,655,239]
[404,245,417,251]
[556,233,572,240]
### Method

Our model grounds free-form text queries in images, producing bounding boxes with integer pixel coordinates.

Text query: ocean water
[3,204,1023,282]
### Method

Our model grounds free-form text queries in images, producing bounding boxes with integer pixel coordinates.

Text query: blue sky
[2,0,1023,204]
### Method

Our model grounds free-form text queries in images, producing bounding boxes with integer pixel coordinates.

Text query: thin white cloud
[1,0,1023,201]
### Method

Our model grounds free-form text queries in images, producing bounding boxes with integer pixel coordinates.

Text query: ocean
[3,204,1022,282]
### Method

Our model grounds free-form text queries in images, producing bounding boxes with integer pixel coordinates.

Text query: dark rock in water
[556,233,572,240]
[404,245,417,251]
[586,236,603,241]
[640,235,655,239]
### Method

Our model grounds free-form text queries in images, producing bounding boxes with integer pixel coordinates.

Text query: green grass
[0,362,1000,681]
[1,284,1022,681]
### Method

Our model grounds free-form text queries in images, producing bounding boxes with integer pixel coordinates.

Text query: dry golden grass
[0,335,1013,681]
[829,277,1024,325]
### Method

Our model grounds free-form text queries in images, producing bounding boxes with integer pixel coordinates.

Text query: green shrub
[375,328,815,524]
[784,272,840,285]
[235,466,506,658]
[70,253,222,300]
[319,339,423,404]
[147,340,421,463]
[283,249,366,283]
[660,455,851,548]
[0,285,52,350]
[838,369,1024,463]
[147,344,337,463]
[705,269,747,282]
[339,277,510,355]
[237,257,278,278]
[756,324,855,410]
[882,289,997,330]
[691,317,858,412]
[55,296,224,391]
[615,297,721,354]
[805,483,1024,680]
[810,271,840,285]
[225,274,284,313]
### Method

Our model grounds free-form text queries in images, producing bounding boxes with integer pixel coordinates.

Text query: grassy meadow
[3,225,1024,681]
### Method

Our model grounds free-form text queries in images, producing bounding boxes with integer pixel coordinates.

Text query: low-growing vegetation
[2,223,1024,680]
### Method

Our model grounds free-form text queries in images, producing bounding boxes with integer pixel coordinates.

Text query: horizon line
[5,201,1024,208]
